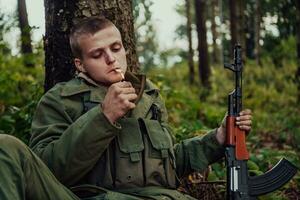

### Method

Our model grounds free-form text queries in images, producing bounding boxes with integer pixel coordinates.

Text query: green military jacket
[29,72,224,200]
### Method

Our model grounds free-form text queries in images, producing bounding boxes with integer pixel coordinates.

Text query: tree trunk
[254,0,261,66]
[185,0,195,84]
[17,0,33,59]
[211,0,219,64]
[194,0,210,89]
[237,0,246,52]
[296,0,300,103]
[245,2,255,60]
[229,0,237,52]
[44,0,138,92]
[229,0,245,60]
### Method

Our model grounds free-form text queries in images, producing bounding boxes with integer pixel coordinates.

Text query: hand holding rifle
[216,109,252,145]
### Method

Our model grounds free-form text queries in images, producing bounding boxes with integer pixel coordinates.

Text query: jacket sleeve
[153,89,225,178]
[174,129,225,178]
[29,85,120,186]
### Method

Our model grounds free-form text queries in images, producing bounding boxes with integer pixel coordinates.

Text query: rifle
[224,44,298,199]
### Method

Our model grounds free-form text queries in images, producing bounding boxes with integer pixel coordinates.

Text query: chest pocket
[143,119,171,159]
[141,119,177,188]
[114,118,144,188]
[117,118,144,162]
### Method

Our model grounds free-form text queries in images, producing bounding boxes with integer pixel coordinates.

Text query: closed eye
[111,43,122,52]
[92,51,102,58]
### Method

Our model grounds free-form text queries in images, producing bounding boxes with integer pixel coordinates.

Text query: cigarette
[114,69,124,80]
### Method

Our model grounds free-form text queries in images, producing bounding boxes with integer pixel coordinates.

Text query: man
[0,17,252,200]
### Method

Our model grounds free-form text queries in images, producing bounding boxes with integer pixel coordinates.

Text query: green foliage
[0,51,44,143]
[263,36,297,67]
[0,10,16,56]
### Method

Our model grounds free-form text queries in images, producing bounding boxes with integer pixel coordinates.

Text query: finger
[109,83,134,94]
[239,109,252,115]
[120,87,136,94]
[117,81,133,88]
[120,93,138,102]
[124,101,136,110]
[239,125,251,131]
[236,115,252,121]
[127,93,138,101]
[236,120,251,126]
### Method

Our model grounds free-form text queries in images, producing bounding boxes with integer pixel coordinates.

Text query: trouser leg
[0,134,79,200]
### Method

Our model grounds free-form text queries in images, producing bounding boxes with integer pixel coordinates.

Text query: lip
[109,67,122,73]
[109,67,124,80]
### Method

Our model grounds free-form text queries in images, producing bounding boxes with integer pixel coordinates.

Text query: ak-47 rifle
[224,44,298,200]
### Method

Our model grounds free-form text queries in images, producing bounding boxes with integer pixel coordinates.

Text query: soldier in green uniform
[0,17,252,200]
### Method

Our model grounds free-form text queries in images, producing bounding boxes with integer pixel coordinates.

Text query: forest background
[0,0,299,199]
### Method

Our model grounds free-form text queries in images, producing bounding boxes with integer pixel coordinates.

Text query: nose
[104,50,116,65]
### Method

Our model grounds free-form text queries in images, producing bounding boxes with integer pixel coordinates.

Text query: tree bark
[44,0,138,92]
[185,0,195,84]
[194,0,210,89]
[17,0,33,55]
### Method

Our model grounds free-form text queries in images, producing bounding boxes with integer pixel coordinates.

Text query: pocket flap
[142,119,172,151]
[118,118,144,155]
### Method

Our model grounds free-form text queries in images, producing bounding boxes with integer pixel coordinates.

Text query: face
[74,25,127,85]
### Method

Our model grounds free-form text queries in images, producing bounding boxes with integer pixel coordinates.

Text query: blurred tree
[229,0,237,53]
[209,0,220,64]
[229,0,246,60]
[185,0,195,84]
[44,0,138,91]
[264,0,297,38]
[174,2,194,61]
[296,0,300,102]
[176,0,221,66]
[194,0,210,89]
[254,0,261,66]
[0,12,12,56]
[244,0,255,60]
[133,0,158,71]
[17,0,33,67]
[174,2,193,41]
[258,0,297,67]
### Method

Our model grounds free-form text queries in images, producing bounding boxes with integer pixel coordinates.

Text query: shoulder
[43,77,95,99]
[37,77,89,109]
[37,78,90,120]
[145,79,159,90]
[144,78,166,106]
[144,78,160,96]
[40,79,75,100]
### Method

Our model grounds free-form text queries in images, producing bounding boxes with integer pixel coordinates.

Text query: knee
[0,134,28,154]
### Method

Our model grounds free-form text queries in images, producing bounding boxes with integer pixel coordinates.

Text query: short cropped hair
[69,16,114,58]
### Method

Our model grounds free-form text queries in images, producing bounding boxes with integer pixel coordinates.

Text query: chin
[100,77,122,86]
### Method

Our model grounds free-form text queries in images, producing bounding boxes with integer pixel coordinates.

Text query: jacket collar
[60,73,107,103]
[60,72,160,117]
[77,72,100,87]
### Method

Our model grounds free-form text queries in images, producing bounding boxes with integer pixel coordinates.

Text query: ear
[74,58,86,72]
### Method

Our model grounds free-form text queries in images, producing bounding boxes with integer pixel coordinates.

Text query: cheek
[83,61,105,74]
[117,52,127,67]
